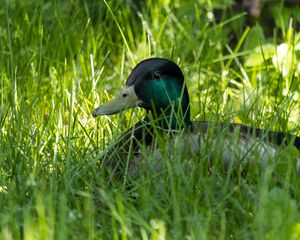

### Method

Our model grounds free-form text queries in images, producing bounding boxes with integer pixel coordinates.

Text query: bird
[92,58,300,174]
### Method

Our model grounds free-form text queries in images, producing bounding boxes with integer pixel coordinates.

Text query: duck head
[92,58,191,130]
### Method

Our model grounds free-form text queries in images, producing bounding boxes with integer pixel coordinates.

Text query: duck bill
[92,85,138,117]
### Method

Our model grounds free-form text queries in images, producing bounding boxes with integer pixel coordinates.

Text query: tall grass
[1,0,300,239]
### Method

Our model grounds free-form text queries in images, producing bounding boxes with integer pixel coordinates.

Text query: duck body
[93,58,300,172]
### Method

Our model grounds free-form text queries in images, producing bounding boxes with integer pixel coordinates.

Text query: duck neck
[145,101,191,131]
[138,78,191,131]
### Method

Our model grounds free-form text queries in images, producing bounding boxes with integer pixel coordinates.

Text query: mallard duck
[92,58,300,172]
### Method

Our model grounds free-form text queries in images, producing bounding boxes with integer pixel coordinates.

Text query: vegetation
[1,0,300,239]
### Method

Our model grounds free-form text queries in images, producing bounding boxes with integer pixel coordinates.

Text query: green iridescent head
[92,58,191,129]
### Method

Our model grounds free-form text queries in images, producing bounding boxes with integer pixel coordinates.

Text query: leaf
[245,44,275,67]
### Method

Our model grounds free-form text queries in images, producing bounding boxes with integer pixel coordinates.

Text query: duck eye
[153,71,161,79]
[122,93,128,98]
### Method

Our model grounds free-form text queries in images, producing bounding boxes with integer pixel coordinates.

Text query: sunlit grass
[1,0,300,239]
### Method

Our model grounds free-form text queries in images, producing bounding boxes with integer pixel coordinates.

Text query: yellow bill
[92,85,138,117]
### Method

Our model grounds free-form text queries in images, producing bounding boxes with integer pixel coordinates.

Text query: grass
[1,0,300,239]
